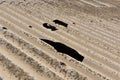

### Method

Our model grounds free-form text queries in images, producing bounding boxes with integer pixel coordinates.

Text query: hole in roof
[73,22,75,24]
[43,23,57,31]
[41,39,84,62]
[28,25,32,28]
[53,19,68,28]
[2,27,7,30]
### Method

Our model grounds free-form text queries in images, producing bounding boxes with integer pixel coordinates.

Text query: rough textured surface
[0,0,120,80]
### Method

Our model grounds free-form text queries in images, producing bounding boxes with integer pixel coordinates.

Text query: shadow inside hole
[29,25,32,28]
[2,27,7,30]
[53,19,68,28]
[41,39,84,62]
[43,23,57,31]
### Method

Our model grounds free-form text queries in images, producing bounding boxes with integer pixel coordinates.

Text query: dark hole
[2,27,7,30]
[43,23,57,31]
[53,19,68,28]
[41,39,84,62]
[29,25,32,28]
[73,22,75,24]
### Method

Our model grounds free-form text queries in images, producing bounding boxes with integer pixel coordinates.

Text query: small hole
[29,26,32,28]
[43,23,57,31]
[53,19,68,28]
[2,27,7,30]
[73,22,75,24]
